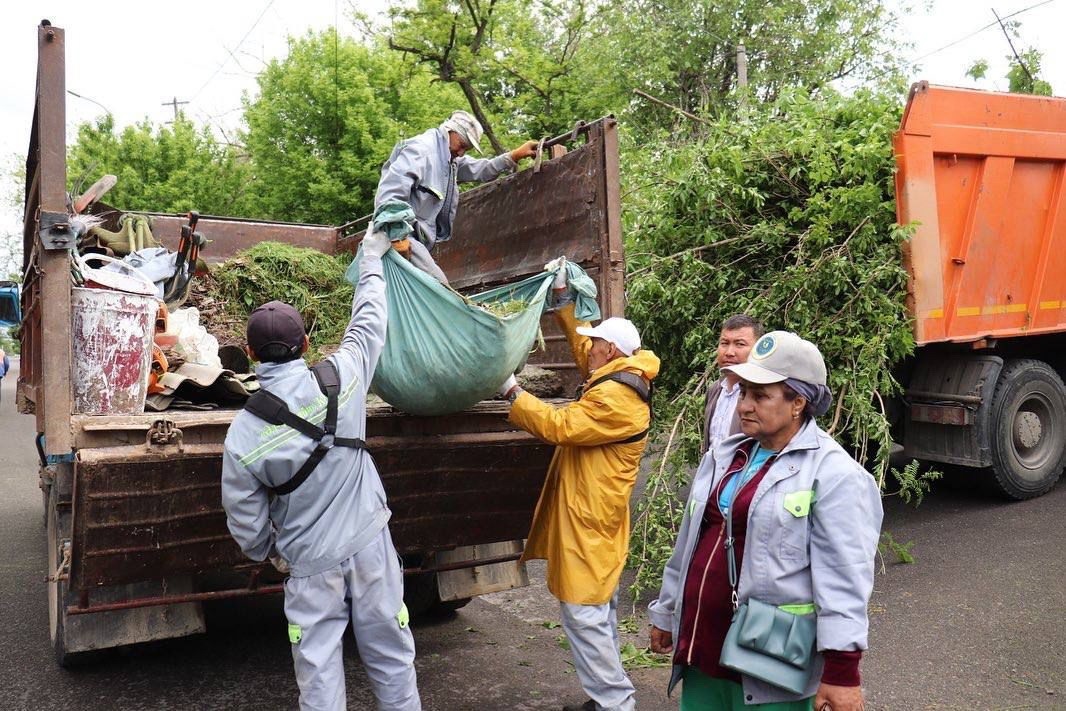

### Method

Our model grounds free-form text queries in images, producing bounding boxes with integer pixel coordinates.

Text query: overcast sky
[1,0,1064,261]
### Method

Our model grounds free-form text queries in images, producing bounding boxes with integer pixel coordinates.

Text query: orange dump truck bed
[894,82,1066,345]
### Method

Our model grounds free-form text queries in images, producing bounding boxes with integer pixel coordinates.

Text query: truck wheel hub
[1014,410,1043,450]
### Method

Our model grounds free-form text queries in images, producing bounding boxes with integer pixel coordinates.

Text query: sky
[1,0,1064,269]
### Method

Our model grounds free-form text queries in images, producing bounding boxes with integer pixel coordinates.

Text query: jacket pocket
[776,491,812,563]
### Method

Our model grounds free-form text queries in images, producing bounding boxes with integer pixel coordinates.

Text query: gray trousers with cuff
[560,591,637,711]
[284,527,421,711]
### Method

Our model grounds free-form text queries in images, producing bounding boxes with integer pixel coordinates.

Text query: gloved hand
[544,256,568,290]
[498,373,518,399]
[269,554,290,575]
[510,140,539,162]
[362,228,391,258]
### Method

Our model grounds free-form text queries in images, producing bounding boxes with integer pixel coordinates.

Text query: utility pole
[736,41,748,112]
[162,96,189,123]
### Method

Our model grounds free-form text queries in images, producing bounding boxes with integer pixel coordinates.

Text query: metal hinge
[146,419,184,452]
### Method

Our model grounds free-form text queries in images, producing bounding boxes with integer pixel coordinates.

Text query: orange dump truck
[894,81,1066,498]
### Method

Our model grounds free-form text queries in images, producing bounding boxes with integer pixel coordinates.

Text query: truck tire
[988,359,1066,499]
[403,572,471,618]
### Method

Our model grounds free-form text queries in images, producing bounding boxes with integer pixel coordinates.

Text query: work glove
[544,256,568,290]
[510,140,539,162]
[362,227,391,259]
[497,374,519,399]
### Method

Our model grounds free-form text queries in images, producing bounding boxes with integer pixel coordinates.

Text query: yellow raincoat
[509,304,661,605]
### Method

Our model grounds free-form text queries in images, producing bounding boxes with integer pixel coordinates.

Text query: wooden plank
[36,24,72,456]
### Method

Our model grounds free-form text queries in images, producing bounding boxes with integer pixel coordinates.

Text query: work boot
[561,701,596,711]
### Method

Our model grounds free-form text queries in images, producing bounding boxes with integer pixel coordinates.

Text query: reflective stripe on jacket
[221,256,390,578]
[509,304,661,605]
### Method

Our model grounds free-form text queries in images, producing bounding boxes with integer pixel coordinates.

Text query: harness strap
[242,359,369,496]
[582,371,653,445]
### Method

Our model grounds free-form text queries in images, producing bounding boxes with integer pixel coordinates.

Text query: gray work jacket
[375,127,517,248]
[221,255,389,578]
[648,419,883,704]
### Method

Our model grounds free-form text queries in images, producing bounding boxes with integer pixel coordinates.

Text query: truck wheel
[988,359,1066,500]
[403,572,471,618]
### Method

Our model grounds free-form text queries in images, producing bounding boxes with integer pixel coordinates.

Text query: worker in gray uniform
[374,109,538,282]
[221,227,420,711]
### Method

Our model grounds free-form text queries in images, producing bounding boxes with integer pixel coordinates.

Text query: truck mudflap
[903,354,1003,467]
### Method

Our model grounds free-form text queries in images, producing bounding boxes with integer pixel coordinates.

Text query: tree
[621,88,930,597]
[386,0,603,148]
[66,115,255,216]
[242,29,466,224]
[577,0,905,133]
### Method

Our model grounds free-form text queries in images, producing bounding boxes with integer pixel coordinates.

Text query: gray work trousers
[283,527,421,711]
[560,592,637,711]
[407,238,449,285]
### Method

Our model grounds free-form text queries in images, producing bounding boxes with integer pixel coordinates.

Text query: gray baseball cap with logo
[722,330,827,386]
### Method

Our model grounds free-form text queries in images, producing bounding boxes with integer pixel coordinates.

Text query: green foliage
[888,458,941,506]
[243,29,465,224]
[879,531,915,565]
[619,642,670,669]
[1006,48,1053,96]
[386,0,601,148]
[573,0,906,135]
[208,242,353,359]
[624,88,916,598]
[66,115,255,216]
[966,59,989,81]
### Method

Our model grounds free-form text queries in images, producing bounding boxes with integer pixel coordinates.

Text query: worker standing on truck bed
[221,228,421,711]
[497,261,660,711]
[374,109,539,283]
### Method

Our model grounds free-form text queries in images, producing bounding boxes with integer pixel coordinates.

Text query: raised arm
[338,231,390,385]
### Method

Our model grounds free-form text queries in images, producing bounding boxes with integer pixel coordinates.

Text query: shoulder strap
[582,371,653,445]
[242,359,368,496]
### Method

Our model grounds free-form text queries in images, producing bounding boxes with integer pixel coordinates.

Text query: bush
[622,88,921,598]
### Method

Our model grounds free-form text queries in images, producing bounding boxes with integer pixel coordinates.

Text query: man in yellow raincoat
[498,271,660,711]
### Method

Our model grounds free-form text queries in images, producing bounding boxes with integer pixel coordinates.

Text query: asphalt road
[1,358,1063,710]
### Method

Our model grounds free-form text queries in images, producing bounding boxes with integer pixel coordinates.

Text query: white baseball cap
[576,318,641,356]
[441,110,484,155]
[722,330,826,386]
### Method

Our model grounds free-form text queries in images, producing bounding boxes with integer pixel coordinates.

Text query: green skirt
[680,667,813,711]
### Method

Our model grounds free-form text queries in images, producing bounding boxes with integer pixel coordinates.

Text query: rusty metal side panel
[367,400,553,553]
[145,214,339,263]
[72,445,248,590]
[896,82,1066,345]
[31,23,73,452]
[376,436,553,555]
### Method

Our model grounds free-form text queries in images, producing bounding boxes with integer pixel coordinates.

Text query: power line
[190,0,277,102]
[909,0,1057,65]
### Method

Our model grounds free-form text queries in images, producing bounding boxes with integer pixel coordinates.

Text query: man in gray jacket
[374,110,538,282]
[701,314,762,455]
[221,229,420,711]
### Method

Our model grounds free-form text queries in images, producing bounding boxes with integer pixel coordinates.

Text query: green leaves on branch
[67,115,254,216]
[624,88,918,599]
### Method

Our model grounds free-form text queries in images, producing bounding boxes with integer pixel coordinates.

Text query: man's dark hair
[256,343,303,364]
[721,314,764,338]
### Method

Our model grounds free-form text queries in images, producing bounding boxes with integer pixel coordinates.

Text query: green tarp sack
[345,249,601,416]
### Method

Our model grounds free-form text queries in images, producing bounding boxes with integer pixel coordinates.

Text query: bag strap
[583,371,653,444]
[243,359,368,496]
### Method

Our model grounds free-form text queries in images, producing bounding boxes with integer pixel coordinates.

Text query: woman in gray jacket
[648,331,883,710]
